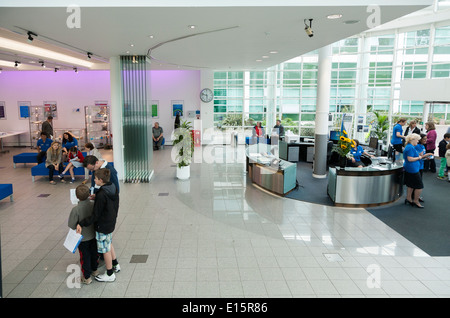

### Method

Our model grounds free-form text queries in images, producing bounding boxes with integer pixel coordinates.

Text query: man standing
[273,120,285,137]
[36,132,53,164]
[41,116,54,139]
[152,122,164,150]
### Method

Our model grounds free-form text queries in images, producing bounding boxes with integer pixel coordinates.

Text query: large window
[214,23,450,134]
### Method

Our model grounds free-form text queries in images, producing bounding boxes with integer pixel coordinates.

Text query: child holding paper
[78,168,120,282]
[68,184,98,285]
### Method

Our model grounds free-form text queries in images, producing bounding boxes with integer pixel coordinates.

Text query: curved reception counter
[327,158,404,207]
[246,143,297,196]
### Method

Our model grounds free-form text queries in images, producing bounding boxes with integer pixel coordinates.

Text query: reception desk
[246,143,297,196]
[327,158,403,207]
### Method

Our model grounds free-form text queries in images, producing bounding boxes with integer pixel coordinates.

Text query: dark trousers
[37,151,46,164]
[423,149,436,172]
[78,239,98,279]
[46,164,64,181]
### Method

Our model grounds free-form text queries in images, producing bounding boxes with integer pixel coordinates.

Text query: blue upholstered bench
[31,152,88,182]
[0,184,13,202]
[31,163,86,182]
[13,152,39,168]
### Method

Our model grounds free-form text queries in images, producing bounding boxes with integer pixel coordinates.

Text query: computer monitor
[369,137,378,150]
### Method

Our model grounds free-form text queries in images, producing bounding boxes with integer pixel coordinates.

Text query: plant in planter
[172,120,194,179]
[370,111,389,144]
[331,130,356,167]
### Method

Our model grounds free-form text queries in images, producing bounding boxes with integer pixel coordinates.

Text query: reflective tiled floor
[1,145,450,298]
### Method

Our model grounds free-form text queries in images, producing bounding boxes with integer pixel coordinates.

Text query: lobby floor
[1,145,450,298]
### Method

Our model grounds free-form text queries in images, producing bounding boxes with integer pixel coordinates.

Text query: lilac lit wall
[0,69,201,146]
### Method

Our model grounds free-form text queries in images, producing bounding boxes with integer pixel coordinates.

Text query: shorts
[96,232,112,253]
[392,143,403,153]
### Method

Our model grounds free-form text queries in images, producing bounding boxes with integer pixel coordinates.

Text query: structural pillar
[313,45,332,178]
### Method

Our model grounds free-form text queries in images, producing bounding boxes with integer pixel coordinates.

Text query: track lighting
[14,61,20,67]
[74,67,78,73]
[87,52,92,59]
[304,19,314,38]
[27,31,37,42]
[39,60,45,68]
[54,67,59,72]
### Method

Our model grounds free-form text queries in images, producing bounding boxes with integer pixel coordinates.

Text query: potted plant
[331,130,356,168]
[370,111,389,144]
[172,120,194,179]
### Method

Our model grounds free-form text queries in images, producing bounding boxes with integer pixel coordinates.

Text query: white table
[0,131,28,153]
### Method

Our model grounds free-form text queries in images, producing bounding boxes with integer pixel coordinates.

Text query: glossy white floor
[1,145,450,298]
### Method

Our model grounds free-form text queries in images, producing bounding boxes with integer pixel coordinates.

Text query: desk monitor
[369,137,378,150]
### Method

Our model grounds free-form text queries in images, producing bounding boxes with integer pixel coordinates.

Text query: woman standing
[390,118,407,160]
[45,141,65,185]
[403,133,432,208]
[174,112,181,130]
[403,120,421,138]
[423,121,437,173]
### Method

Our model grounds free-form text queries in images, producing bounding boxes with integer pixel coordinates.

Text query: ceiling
[0,1,433,72]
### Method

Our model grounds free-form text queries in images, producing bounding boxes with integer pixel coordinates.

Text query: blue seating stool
[0,184,13,202]
[13,152,39,168]
[161,137,165,149]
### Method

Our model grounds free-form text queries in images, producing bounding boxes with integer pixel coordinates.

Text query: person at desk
[273,120,285,137]
[403,133,432,208]
[390,118,407,160]
[252,122,266,143]
[347,139,374,167]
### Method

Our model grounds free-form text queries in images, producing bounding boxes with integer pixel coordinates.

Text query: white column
[109,56,124,181]
[313,45,332,178]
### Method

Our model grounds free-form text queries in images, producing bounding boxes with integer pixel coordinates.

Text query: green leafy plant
[370,111,389,143]
[172,120,194,168]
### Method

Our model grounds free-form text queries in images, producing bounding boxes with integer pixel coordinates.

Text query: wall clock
[200,88,213,103]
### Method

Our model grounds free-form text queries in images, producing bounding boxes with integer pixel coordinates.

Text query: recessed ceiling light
[269,51,278,54]
[130,44,134,47]
[327,14,343,19]
[148,35,154,39]
[188,25,196,29]
[256,59,262,62]
[262,56,269,59]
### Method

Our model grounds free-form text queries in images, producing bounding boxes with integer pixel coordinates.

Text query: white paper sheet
[63,228,83,253]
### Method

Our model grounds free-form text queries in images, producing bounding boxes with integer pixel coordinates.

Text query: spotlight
[39,60,45,68]
[304,19,314,38]
[27,31,37,42]
[87,52,92,59]
[54,67,59,72]
[14,61,20,67]
[0,68,2,74]
[74,67,78,73]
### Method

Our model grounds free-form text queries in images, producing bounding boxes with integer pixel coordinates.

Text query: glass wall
[213,21,450,139]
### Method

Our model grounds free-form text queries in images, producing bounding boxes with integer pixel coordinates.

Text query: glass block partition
[121,55,153,183]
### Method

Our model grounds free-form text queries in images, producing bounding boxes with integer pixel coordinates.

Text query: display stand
[84,105,111,149]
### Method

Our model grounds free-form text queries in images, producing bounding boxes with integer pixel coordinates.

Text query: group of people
[36,117,121,283]
[69,157,120,284]
[391,118,450,208]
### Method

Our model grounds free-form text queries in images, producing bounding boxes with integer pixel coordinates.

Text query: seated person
[348,139,374,167]
[62,131,78,159]
[273,120,285,137]
[61,146,85,183]
[152,122,164,150]
[36,131,53,164]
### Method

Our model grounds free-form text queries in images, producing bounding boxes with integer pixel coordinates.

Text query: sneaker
[70,178,75,184]
[49,180,56,185]
[437,176,446,180]
[59,176,66,183]
[80,276,92,285]
[82,179,88,184]
[91,270,100,277]
[113,264,121,273]
[95,272,116,282]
